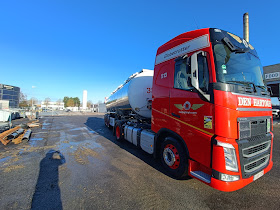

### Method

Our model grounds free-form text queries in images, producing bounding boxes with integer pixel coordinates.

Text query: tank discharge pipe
[243,12,249,43]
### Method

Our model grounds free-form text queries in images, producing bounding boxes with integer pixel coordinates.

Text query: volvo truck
[104,28,273,192]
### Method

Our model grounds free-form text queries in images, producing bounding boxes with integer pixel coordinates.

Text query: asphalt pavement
[0,114,279,209]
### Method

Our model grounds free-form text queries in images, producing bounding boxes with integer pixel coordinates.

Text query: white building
[0,100,9,110]
[93,103,107,113]
[82,90,87,110]
[41,101,64,110]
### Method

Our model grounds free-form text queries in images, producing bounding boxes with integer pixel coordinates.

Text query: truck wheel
[160,137,189,179]
[104,114,109,127]
[115,123,124,141]
[104,115,111,129]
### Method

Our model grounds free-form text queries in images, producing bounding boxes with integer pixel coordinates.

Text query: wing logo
[174,102,204,111]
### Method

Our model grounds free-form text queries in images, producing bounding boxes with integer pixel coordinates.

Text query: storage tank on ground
[106,69,153,118]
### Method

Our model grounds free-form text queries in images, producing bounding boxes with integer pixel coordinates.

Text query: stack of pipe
[22,129,32,141]
[7,128,25,140]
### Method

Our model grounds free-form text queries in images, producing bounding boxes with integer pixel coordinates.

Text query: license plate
[253,170,264,181]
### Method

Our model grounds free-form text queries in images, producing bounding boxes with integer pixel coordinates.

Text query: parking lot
[0,114,279,209]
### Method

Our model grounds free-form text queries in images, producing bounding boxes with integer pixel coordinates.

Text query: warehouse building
[0,84,20,108]
[41,101,64,110]
[264,63,280,99]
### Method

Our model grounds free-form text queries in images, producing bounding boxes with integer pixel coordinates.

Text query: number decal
[161,72,167,79]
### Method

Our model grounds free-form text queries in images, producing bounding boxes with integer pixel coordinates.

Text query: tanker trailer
[104,69,156,154]
[105,69,153,122]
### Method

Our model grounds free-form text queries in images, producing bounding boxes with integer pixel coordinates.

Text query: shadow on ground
[85,116,191,180]
[31,150,66,210]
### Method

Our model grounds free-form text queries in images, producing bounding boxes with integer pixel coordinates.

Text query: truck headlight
[216,141,239,172]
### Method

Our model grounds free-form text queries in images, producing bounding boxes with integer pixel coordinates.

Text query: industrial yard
[0,114,279,209]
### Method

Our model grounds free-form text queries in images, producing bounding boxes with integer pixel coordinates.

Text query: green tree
[63,96,80,107]
[63,96,69,108]
[67,98,74,107]
[73,97,80,107]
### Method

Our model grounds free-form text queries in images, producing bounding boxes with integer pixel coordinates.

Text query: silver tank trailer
[106,69,153,118]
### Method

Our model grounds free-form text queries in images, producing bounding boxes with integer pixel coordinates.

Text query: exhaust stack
[243,13,249,43]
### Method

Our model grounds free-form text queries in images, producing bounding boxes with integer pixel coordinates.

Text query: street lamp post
[31,86,36,119]
[31,86,36,110]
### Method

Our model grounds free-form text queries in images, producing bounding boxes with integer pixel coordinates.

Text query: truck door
[169,52,214,167]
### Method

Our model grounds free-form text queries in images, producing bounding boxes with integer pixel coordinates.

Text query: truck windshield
[213,43,265,87]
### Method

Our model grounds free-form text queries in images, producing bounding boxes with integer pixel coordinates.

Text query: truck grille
[242,141,271,158]
[237,117,272,179]
[244,155,270,173]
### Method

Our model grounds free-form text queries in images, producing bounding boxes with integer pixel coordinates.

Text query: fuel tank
[106,69,153,118]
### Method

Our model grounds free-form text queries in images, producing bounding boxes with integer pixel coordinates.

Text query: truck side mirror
[267,86,272,97]
[191,51,210,101]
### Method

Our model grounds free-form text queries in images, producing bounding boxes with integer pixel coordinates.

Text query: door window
[198,54,209,92]
[174,58,193,90]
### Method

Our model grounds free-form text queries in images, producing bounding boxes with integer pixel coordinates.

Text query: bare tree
[28,97,38,106]
[44,98,51,108]
[19,92,28,108]
[56,99,62,105]
[87,100,93,108]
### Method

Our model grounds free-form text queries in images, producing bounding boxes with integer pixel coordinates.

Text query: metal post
[9,112,11,129]
[278,84,280,101]
[243,13,249,43]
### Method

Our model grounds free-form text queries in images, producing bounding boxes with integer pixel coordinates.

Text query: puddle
[88,130,96,134]
[30,138,44,141]
[42,122,51,130]
[0,156,11,163]
[29,138,44,146]
[70,127,84,131]
[18,148,27,155]
[69,127,96,135]
[57,140,103,153]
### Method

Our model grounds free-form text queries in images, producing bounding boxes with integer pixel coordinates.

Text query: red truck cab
[152,28,273,191]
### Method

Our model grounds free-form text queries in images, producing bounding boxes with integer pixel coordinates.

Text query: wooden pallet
[0,126,21,145]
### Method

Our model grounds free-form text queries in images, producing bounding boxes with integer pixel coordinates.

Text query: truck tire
[104,114,112,129]
[115,122,124,141]
[104,114,109,127]
[160,137,189,179]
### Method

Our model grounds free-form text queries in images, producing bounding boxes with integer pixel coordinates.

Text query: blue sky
[0,0,279,104]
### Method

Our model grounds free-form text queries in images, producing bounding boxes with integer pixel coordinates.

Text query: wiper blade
[227,81,254,86]
[233,48,249,54]
[256,85,266,89]
[227,81,256,92]
[256,85,270,95]
[222,37,249,53]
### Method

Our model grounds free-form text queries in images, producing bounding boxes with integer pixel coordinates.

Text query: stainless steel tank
[106,69,153,118]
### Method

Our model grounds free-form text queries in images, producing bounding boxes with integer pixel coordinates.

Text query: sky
[0,0,279,104]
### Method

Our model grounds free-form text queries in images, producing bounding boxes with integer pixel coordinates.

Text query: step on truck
[104,28,273,192]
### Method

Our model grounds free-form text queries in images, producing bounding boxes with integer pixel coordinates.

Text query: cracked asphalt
[0,114,279,209]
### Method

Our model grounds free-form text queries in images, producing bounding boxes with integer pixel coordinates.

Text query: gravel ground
[0,114,279,209]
